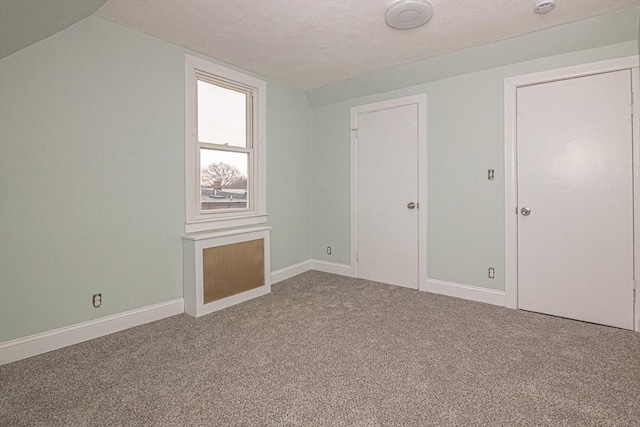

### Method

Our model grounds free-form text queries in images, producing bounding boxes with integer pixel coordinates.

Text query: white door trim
[504,56,639,331]
[350,94,428,291]
[633,66,640,332]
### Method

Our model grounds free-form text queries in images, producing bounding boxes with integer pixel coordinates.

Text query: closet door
[516,70,634,329]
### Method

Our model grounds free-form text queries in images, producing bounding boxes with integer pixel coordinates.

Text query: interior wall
[266,80,314,270]
[0,8,637,345]
[0,16,313,342]
[311,40,638,292]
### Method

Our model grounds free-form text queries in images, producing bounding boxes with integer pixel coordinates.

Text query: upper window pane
[197,79,247,147]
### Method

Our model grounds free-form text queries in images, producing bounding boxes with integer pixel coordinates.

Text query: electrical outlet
[327,246,332,255]
[92,293,102,308]
[488,268,495,279]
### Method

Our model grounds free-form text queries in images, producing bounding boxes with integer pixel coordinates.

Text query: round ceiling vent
[534,0,556,14]
[385,0,434,30]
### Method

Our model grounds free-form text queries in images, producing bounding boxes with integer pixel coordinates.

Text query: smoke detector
[534,0,556,14]
[385,0,434,30]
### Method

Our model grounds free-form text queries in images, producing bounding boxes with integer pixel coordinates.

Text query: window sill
[184,213,268,234]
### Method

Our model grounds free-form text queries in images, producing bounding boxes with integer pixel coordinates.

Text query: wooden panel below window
[203,239,264,304]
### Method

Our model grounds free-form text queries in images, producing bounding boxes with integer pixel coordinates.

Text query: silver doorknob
[521,207,531,216]
[407,202,416,209]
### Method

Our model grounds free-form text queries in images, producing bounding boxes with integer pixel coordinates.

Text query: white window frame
[185,54,267,233]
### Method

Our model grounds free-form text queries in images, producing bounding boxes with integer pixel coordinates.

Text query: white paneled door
[354,100,420,289]
[516,70,634,329]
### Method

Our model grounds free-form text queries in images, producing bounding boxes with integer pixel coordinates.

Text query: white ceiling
[95,0,639,90]
[1,1,638,90]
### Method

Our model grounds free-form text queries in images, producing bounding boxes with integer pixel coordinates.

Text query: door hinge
[351,128,358,139]
[356,251,359,262]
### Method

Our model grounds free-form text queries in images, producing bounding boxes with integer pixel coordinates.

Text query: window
[185,55,266,233]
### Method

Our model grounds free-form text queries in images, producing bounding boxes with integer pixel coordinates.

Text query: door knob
[521,207,531,216]
[407,202,416,209]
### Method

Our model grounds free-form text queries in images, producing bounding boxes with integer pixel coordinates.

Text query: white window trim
[185,54,267,233]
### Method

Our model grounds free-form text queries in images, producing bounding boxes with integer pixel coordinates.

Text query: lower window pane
[200,149,249,211]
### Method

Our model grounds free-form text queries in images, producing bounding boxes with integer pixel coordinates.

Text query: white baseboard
[426,278,505,306]
[0,298,184,365]
[271,260,313,284]
[311,259,354,277]
[191,286,270,317]
[271,259,353,284]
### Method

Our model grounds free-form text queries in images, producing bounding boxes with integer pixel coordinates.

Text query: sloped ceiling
[0,0,107,59]
[1,0,638,90]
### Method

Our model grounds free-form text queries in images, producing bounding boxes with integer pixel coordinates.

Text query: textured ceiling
[95,0,639,90]
[0,0,107,59]
[1,1,637,88]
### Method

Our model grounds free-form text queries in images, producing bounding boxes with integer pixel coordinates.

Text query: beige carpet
[1,271,639,426]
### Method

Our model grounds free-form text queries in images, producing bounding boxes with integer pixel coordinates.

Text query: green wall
[267,81,313,270]
[311,39,638,291]
[0,16,313,342]
[1,9,638,344]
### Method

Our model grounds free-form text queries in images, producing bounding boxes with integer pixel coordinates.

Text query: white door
[354,102,419,289]
[517,70,634,329]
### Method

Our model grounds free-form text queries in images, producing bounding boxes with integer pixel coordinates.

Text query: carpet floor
[1,271,639,426]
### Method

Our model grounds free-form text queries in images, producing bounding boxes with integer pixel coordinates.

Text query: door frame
[504,56,640,331]
[350,94,428,291]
